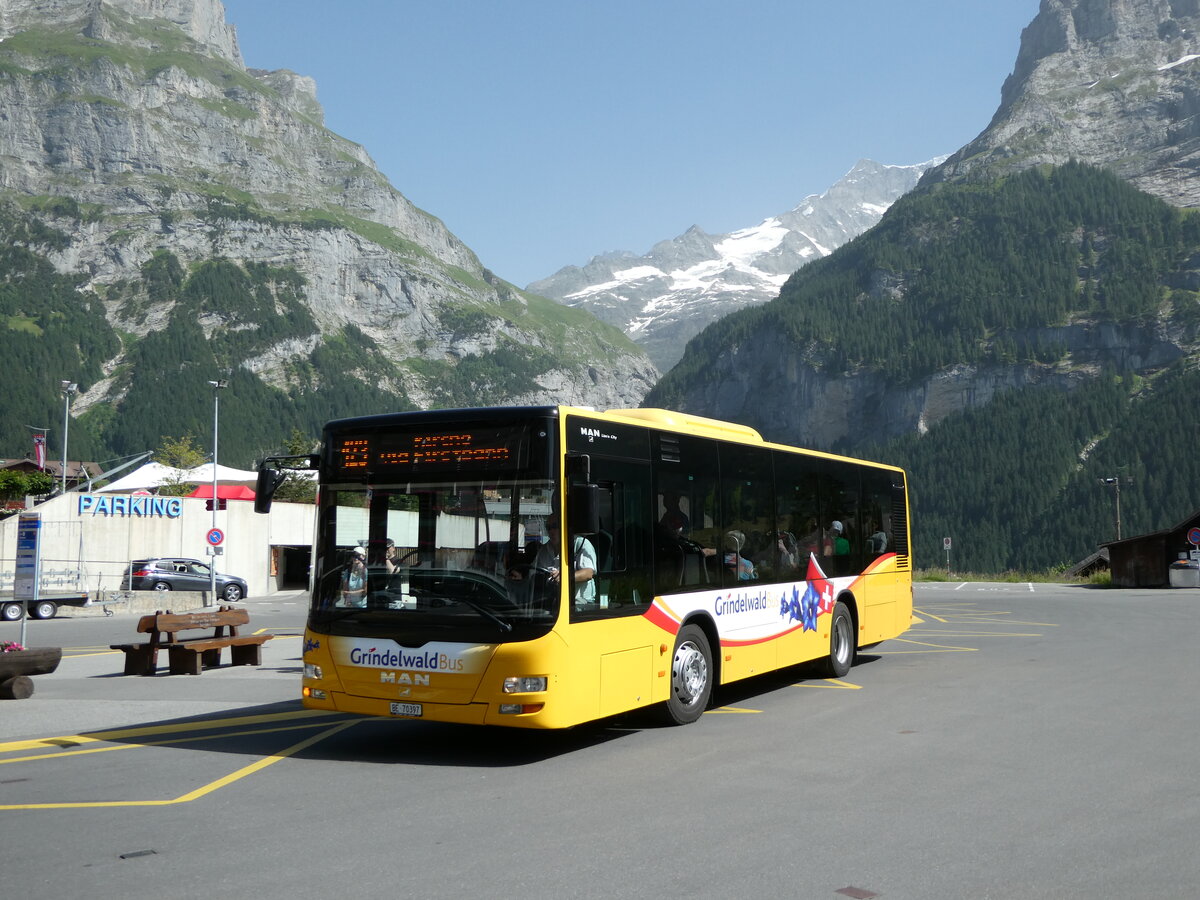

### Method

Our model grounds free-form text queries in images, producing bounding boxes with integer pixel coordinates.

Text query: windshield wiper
[451,597,513,632]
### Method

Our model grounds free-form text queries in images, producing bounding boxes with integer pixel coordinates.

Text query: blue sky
[222,0,1043,287]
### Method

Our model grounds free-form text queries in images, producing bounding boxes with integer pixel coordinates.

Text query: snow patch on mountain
[529,158,944,371]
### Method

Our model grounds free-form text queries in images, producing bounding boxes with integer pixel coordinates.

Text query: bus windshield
[311,477,560,642]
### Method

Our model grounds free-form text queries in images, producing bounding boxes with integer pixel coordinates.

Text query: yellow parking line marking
[913,607,948,623]
[952,618,1058,627]
[1,718,361,765]
[877,638,979,653]
[0,720,358,811]
[0,709,337,754]
[795,679,862,690]
[911,631,1042,638]
[710,706,762,714]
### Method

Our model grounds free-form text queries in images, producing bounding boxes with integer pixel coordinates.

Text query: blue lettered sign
[77,495,183,518]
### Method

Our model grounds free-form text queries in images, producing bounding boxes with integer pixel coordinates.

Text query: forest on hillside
[653,164,1200,398]
[873,364,1200,572]
[0,206,395,468]
[650,163,1200,572]
[5,163,1200,573]
[0,202,601,470]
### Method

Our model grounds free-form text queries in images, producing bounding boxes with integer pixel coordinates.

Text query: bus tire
[820,601,855,678]
[665,624,713,725]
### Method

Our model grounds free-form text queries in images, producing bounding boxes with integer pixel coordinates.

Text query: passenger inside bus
[755,530,799,578]
[656,491,717,588]
[509,513,597,607]
[723,530,757,581]
[337,546,368,608]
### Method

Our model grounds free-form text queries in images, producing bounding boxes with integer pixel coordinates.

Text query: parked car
[120,558,248,602]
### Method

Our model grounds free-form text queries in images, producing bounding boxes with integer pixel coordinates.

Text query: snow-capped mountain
[527,158,943,371]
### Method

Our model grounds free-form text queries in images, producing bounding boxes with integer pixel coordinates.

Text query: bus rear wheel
[665,624,713,725]
[819,600,855,678]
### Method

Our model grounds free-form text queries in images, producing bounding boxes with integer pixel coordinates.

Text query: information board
[13,512,41,601]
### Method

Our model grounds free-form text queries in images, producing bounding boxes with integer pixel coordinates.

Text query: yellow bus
[256,406,912,728]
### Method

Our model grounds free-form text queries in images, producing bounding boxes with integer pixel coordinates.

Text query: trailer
[1,590,93,621]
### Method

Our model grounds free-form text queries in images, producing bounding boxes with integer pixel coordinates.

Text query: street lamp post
[60,381,77,494]
[208,379,228,605]
[1100,474,1132,541]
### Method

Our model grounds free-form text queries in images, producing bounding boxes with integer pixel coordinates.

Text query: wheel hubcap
[833,616,851,665]
[673,640,707,706]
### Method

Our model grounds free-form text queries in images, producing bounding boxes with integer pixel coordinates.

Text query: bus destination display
[334,431,516,473]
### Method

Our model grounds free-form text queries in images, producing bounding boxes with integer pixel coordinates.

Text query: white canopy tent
[185,463,260,486]
[95,462,261,493]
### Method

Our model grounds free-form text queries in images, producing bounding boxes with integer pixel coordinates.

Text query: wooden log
[0,674,34,700]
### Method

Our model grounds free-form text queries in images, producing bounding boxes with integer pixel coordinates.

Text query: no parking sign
[206,528,225,547]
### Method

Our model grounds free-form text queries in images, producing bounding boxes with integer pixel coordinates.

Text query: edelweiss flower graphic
[778,554,836,633]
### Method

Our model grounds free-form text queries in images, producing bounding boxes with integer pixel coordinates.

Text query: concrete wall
[0,493,315,597]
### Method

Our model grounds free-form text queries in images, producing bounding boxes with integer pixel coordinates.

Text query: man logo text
[380,671,431,685]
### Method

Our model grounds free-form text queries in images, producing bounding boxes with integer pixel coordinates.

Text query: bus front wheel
[819,601,855,678]
[665,624,713,725]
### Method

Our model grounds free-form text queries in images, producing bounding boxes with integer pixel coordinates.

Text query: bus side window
[819,461,860,577]
[719,443,774,585]
[776,455,821,568]
[653,433,719,595]
[572,459,654,621]
[862,471,895,565]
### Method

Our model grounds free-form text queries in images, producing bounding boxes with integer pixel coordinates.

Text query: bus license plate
[389,702,422,717]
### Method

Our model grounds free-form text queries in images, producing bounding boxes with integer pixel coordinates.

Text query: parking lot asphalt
[0,591,308,741]
[3,582,1200,899]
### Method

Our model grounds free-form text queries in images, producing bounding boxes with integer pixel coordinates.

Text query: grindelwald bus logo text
[348,645,465,672]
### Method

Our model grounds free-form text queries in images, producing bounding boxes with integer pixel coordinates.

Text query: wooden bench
[110,606,274,676]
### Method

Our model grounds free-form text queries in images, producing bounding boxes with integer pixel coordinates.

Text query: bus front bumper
[302,690,563,728]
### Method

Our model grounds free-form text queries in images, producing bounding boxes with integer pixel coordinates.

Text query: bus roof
[600,408,764,443]
[325,405,902,474]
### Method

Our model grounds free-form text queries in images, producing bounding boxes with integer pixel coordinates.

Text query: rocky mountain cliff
[529,159,938,371]
[653,0,1200,453]
[0,0,656,463]
[929,0,1200,206]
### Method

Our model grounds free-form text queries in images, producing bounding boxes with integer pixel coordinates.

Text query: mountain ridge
[528,158,941,370]
[927,0,1200,206]
[0,0,657,465]
[647,0,1200,571]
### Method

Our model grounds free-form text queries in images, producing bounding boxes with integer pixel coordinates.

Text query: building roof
[1063,547,1109,578]
[1100,509,1200,549]
[0,458,102,479]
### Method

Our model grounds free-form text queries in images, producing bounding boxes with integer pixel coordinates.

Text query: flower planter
[0,647,62,699]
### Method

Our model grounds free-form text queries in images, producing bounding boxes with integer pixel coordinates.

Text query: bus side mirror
[569,482,600,534]
[254,468,288,514]
[254,453,319,513]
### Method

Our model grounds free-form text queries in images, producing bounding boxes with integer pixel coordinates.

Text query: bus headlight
[503,676,547,693]
[304,663,323,680]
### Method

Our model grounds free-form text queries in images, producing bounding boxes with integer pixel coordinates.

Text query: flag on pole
[33,432,46,469]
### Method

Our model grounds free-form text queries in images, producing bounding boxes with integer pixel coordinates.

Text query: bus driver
[511,514,597,606]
